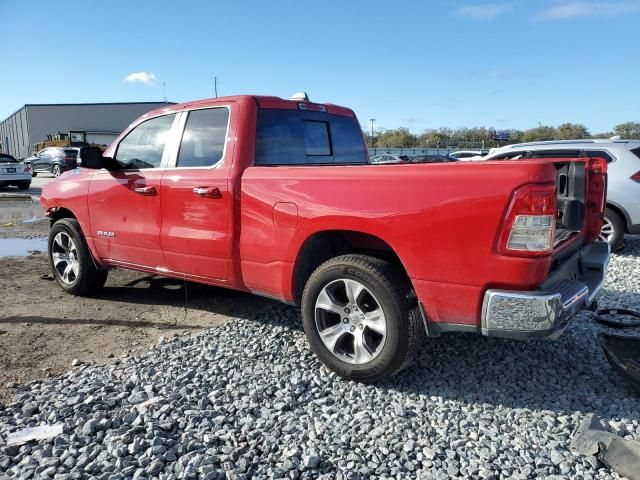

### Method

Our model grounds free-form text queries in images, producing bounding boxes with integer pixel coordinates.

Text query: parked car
[408,154,457,163]
[450,150,488,160]
[25,147,79,177]
[0,153,31,190]
[482,139,640,250]
[41,94,609,382]
[369,154,410,164]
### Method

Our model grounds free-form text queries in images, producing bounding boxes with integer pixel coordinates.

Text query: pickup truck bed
[40,94,610,382]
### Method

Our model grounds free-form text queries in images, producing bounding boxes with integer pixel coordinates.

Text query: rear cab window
[255,109,367,166]
[176,107,230,168]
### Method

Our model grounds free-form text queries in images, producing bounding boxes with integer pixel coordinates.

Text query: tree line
[365,121,640,148]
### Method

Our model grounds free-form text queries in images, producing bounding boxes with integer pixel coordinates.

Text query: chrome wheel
[314,278,387,365]
[599,217,614,243]
[52,165,61,177]
[51,232,80,284]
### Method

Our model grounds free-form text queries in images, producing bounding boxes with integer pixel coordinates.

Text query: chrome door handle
[134,186,157,195]
[192,187,222,198]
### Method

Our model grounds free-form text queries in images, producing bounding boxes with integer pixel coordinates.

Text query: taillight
[631,171,640,182]
[25,163,32,172]
[497,183,556,256]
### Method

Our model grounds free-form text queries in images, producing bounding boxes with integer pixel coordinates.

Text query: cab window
[114,114,176,169]
[176,108,229,168]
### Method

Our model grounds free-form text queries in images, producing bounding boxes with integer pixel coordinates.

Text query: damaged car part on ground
[571,413,640,480]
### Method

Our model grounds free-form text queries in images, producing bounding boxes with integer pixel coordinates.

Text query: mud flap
[571,413,640,480]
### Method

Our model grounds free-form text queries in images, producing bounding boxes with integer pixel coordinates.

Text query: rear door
[88,113,178,268]
[159,105,234,281]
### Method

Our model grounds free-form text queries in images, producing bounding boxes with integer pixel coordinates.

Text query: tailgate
[546,157,607,257]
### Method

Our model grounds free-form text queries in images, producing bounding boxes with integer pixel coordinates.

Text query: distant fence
[369,147,482,156]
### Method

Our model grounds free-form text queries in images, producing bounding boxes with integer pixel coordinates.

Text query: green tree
[554,123,590,140]
[375,128,418,148]
[522,126,556,142]
[613,122,640,139]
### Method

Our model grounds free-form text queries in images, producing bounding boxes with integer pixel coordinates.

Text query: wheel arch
[291,229,411,306]
[606,201,631,233]
[47,207,103,268]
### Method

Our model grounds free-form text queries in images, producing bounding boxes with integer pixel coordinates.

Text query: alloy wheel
[53,165,61,177]
[314,278,387,365]
[599,216,614,243]
[51,232,80,284]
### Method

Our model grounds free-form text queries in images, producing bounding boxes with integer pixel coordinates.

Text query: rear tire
[32,172,38,177]
[52,164,61,177]
[301,254,424,383]
[601,208,625,251]
[48,218,108,295]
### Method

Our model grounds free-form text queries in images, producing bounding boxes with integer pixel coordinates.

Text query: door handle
[134,186,157,195]
[192,187,222,199]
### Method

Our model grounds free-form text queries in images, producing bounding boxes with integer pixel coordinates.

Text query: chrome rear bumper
[481,241,610,340]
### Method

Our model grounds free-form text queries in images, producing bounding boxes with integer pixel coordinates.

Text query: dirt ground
[0,205,275,403]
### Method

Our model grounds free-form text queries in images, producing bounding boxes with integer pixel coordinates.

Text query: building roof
[1,101,175,124]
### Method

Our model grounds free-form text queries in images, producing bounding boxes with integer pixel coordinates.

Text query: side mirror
[78,146,108,169]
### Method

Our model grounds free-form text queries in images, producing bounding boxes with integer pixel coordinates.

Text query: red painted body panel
[40,95,604,328]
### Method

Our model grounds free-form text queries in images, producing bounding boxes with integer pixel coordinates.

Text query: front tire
[48,218,108,295]
[600,208,625,251]
[301,254,424,383]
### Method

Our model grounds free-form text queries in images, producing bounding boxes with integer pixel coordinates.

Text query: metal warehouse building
[0,102,172,159]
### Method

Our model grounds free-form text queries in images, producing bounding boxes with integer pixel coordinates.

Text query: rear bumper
[481,241,610,340]
[0,173,31,183]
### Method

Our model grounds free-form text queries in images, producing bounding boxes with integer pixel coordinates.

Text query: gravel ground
[1,238,639,479]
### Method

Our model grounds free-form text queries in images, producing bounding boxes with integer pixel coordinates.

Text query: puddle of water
[0,199,45,225]
[0,238,48,257]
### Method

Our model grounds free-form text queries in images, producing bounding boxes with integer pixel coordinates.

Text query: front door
[88,113,178,268]
[160,106,233,281]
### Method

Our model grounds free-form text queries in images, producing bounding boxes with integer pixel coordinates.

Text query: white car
[449,150,488,160]
[0,154,31,190]
[482,139,640,250]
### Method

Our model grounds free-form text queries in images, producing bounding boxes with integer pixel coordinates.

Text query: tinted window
[177,108,229,168]
[115,114,175,169]
[302,121,331,156]
[255,109,367,166]
[630,147,640,161]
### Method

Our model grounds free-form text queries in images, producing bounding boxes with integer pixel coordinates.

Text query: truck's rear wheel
[301,254,423,383]
[48,218,108,295]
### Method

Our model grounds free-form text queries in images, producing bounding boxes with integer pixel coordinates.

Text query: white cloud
[455,3,509,19]
[537,1,640,20]
[123,72,159,86]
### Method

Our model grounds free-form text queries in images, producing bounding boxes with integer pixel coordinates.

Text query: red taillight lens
[631,171,640,182]
[497,183,556,257]
[25,163,32,172]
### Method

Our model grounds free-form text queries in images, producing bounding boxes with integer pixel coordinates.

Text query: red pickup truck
[41,94,610,382]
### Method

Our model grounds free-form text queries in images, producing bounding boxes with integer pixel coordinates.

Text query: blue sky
[1,0,639,133]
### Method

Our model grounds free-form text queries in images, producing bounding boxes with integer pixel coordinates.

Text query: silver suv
[483,139,640,250]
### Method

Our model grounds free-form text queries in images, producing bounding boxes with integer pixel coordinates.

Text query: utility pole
[370,118,376,148]
[162,82,167,102]
[213,76,219,98]
[537,121,542,128]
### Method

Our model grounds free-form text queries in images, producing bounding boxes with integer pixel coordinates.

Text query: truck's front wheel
[48,218,108,295]
[301,254,423,383]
